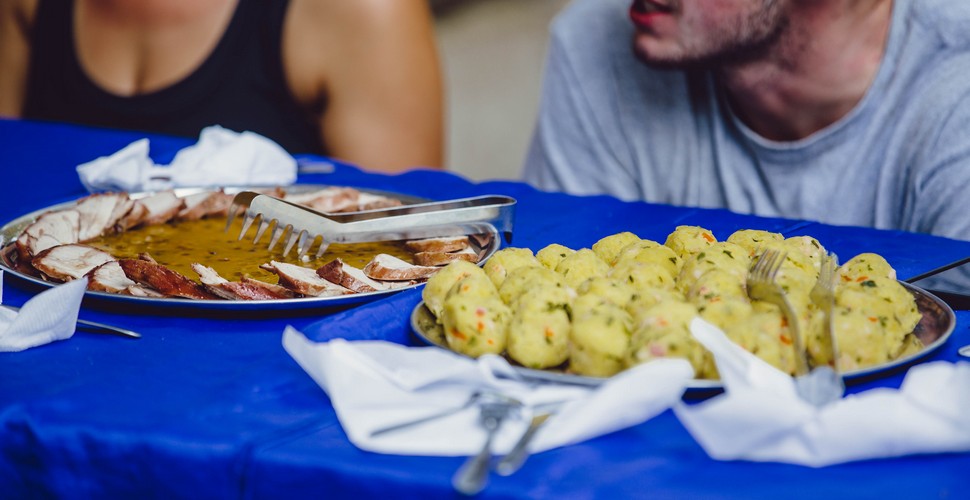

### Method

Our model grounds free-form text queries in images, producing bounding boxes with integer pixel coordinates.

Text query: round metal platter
[410,282,956,395]
[0,185,502,313]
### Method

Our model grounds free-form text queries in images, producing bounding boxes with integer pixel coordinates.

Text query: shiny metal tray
[410,282,955,394]
[0,185,502,312]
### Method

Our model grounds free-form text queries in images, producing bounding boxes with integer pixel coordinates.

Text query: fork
[452,393,521,495]
[749,249,844,406]
[494,401,564,476]
[748,249,811,377]
[809,252,841,368]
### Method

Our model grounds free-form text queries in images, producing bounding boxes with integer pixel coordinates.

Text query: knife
[1,304,141,339]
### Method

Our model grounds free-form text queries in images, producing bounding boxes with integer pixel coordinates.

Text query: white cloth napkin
[676,317,970,467]
[76,126,297,193]
[0,273,87,352]
[282,326,695,456]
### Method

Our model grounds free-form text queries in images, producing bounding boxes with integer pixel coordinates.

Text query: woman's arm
[285,0,444,172]
[0,0,37,117]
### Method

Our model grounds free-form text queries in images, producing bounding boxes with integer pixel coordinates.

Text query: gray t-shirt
[523,0,970,243]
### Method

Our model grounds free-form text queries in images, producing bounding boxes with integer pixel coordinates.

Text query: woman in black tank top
[0,0,444,172]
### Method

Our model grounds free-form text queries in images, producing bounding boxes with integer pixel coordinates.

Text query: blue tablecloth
[2,119,970,498]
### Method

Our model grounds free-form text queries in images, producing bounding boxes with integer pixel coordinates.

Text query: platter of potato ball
[410,226,956,392]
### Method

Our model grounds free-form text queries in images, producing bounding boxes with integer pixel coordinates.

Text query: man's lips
[630,0,675,26]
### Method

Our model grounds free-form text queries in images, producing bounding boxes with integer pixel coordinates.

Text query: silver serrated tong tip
[226,191,515,260]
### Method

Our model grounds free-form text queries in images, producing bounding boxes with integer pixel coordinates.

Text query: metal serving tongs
[226,192,516,259]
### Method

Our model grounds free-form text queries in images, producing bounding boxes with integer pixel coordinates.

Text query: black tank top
[23,0,324,155]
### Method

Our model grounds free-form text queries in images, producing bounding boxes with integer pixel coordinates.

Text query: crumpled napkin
[76,125,297,193]
[283,326,695,456]
[676,317,970,467]
[0,273,88,352]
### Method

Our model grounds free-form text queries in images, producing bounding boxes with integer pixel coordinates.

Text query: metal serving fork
[227,192,516,260]
[748,249,843,406]
[452,392,522,495]
[748,249,811,376]
[806,252,845,404]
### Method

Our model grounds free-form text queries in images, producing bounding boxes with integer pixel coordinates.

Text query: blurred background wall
[432,0,570,181]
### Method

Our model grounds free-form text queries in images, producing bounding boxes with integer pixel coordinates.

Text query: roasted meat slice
[138,191,185,226]
[118,258,219,300]
[191,263,294,300]
[75,192,130,241]
[405,236,470,254]
[113,199,150,231]
[363,254,439,281]
[16,209,81,260]
[261,261,354,297]
[240,277,297,299]
[355,193,404,211]
[87,261,165,297]
[316,259,388,293]
[412,247,479,267]
[176,191,235,221]
[283,187,359,213]
[31,243,116,282]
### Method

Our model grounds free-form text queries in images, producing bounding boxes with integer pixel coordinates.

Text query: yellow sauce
[87,217,414,283]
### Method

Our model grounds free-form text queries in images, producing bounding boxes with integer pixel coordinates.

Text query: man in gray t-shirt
[523,0,970,244]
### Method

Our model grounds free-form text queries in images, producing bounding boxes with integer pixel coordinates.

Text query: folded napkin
[283,326,694,456]
[0,273,87,352]
[676,317,970,467]
[76,125,297,193]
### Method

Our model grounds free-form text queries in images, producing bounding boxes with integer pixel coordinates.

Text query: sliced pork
[118,258,218,300]
[31,244,116,282]
[176,191,235,221]
[283,187,359,213]
[75,192,130,241]
[356,193,404,211]
[316,259,388,293]
[240,277,297,298]
[138,191,184,226]
[113,199,150,231]
[261,261,354,297]
[16,209,81,260]
[87,261,165,297]
[405,236,470,254]
[413,247,479,267]
[191,263,294,300]
[363,254,439,281]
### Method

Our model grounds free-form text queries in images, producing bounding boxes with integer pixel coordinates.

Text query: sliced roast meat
[87,260,165,297]
[261,261,354,297]
[240,277,297,298]
[412,247,479,267]
[404,236,470,254]
[113,199,150,231]
[284,187,359,213]
[87,260,138,292]
[176,191,235,221]
[191,263,293,300]
[118,258,218,300]
[363,254,439,281]
[31,244,116,282]
[355,193,404,211]
[75,192,130,241]
[316,259,388,293]
[138,191,185,226]
[16,209,81,260]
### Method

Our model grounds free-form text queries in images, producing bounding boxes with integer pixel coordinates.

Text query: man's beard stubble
[633,4,791,72]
